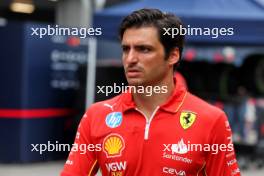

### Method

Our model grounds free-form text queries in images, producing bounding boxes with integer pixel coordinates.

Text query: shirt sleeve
[60,111,99,176]
[204,112,241,176]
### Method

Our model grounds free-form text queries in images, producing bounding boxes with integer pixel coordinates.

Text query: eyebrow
[121,43,154,48]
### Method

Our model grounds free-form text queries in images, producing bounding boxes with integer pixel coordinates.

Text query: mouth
[126,68,142,78]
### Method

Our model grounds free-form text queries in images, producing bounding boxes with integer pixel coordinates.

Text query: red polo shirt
[61,79,240,176]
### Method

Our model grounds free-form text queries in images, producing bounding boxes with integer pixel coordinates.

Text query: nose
[124,49,138,64]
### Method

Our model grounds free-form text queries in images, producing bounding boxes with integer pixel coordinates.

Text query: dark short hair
[119,8,185,69]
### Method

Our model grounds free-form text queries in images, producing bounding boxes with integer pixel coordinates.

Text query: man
[175,72,187,89]
[61,9,240,176]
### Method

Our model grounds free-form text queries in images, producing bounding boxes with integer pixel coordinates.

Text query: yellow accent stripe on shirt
[197,162,206,176]
[175,92,188,113]
[88,160,98,176]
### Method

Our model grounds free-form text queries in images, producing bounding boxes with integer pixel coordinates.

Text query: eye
[122,46,129,53]
[138,46,151,53]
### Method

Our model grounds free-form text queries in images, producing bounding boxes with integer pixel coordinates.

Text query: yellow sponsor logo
[180,111,196,130]
[103,133,125,158]
[111,172,122,176]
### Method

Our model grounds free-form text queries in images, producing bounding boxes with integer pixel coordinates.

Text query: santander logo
[171,139,188,154]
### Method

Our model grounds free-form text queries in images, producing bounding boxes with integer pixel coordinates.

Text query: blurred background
[0,0,264,175]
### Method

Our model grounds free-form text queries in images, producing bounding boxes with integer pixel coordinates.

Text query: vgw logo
[106,161,127,176]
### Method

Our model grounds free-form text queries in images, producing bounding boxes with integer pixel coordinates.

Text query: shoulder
[185,92,224,115]
[77,94,127,135]
[182,93,229,142]
[184,92,226,124]
[88,93,124,112]
[81,93,125,124]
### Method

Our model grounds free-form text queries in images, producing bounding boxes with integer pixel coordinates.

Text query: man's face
[122,27,174,86]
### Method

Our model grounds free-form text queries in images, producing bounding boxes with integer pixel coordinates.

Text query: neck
[132,75,175,119]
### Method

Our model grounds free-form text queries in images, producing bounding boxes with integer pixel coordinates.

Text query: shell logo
[103,133,125,158]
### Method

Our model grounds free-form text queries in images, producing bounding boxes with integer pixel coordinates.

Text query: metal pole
[85,37,97,108]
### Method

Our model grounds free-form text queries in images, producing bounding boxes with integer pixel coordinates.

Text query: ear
[167,47,180,66]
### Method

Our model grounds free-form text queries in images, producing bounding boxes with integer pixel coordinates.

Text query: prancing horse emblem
[180,111,196,130]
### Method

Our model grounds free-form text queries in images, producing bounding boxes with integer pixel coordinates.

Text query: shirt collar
[121,76,187,113]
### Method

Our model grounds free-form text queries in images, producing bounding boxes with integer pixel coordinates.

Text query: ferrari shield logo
[180,111,196,130]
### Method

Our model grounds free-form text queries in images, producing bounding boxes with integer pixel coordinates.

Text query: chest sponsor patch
[163,138,192,164]
[105,112,123,128]
[103,133,125,158]
[180,111,196,130]
[162,166,186,176]
[106,161,127,176]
